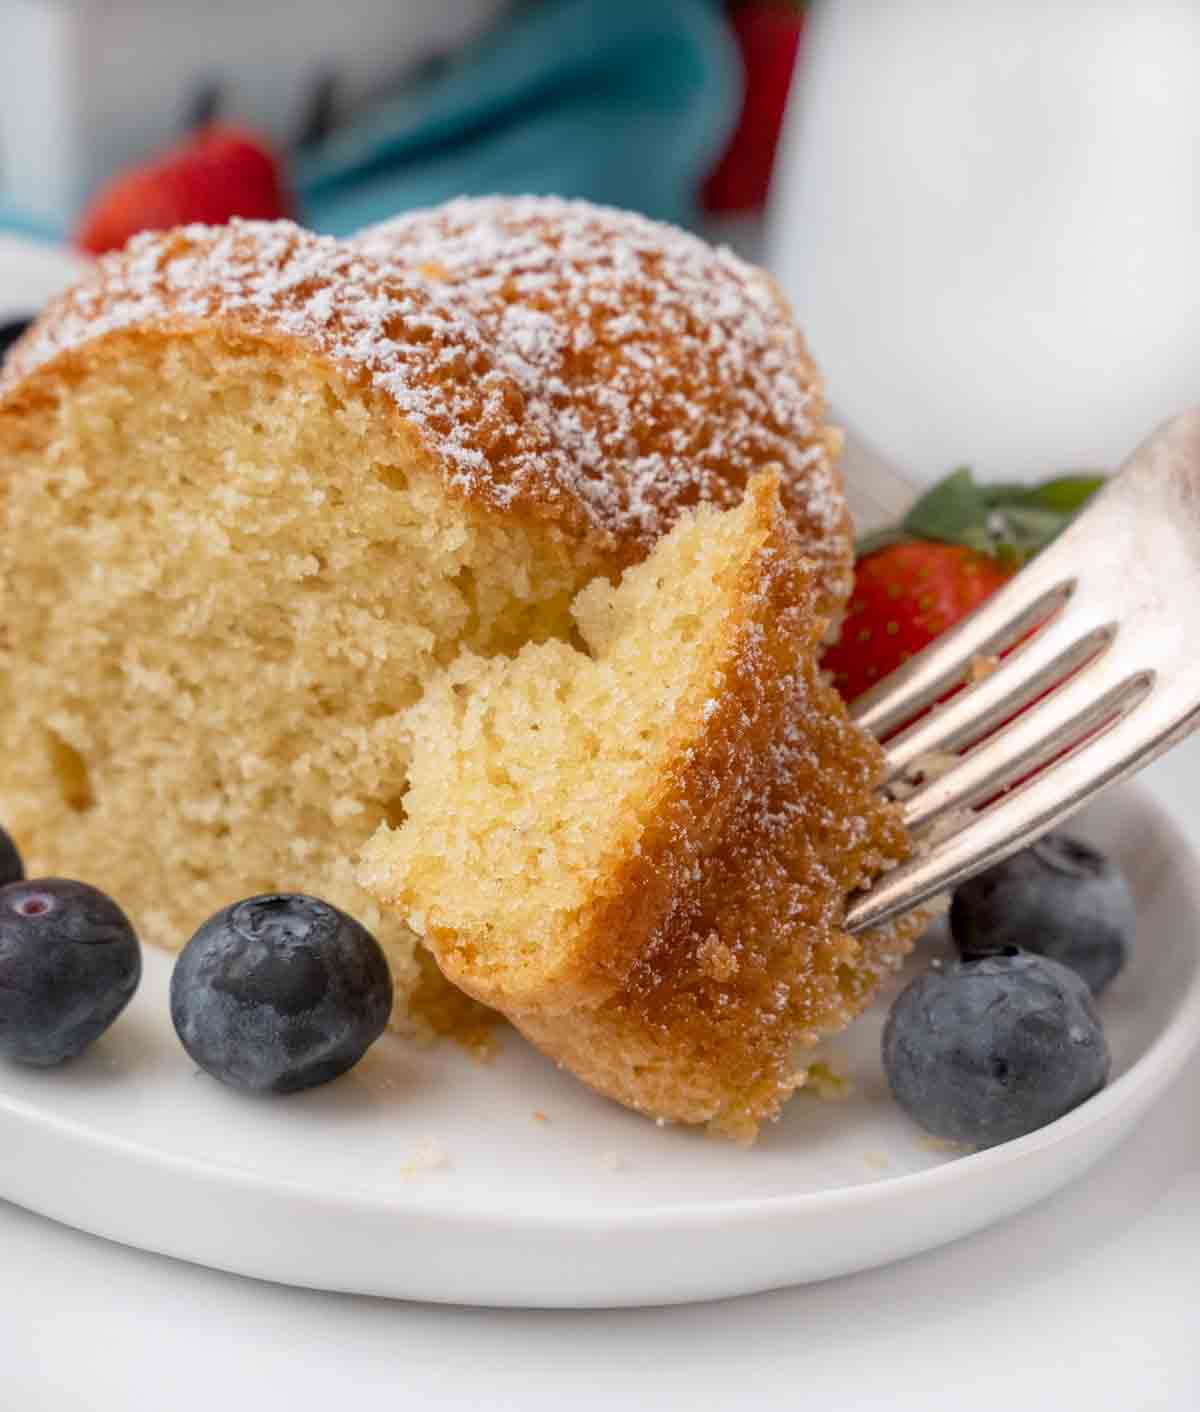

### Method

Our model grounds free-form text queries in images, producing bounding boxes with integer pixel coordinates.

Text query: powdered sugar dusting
[3,197,850,599]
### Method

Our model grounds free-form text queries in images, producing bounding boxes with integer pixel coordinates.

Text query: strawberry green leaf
[901,467,991,546]
[988,504,1072,561]
[984,474,1107,515]
[889,466,1105,566]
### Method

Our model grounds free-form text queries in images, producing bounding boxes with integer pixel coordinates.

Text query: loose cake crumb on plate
[918,1134,973,1155]
[401,1136,450,1176]
[800,1061,854,1101]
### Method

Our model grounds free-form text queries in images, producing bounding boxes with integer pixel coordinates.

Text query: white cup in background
[767,0,1200,485]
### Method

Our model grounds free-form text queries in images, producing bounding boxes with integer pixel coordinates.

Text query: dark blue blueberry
[0,317,33,359]
[950,832,1135,995]
[0,879,142,1066]
[882,950,1110,1148]
[170,893,393,1094]
[0,827,23,888]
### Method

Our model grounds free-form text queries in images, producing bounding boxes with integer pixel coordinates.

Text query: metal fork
[845,408,1200,934]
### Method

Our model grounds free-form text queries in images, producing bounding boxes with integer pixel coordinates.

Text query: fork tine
[883,619,1117,781]
[901,665,1153,832]
[846,682,1196,934]
[849,578,1073,739]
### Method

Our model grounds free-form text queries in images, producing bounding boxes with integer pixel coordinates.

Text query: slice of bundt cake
[359,474,915,1137]
[0,198,852,1036]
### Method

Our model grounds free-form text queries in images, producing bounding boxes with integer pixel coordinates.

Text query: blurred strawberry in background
[77,124,290,256]
[702,1,805,213]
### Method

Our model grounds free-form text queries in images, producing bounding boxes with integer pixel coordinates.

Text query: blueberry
[882,950,1110,1148]
[0,827,23,888]
[0,317,32,359]
[950,832,1135,995]
[170,893,393,1094]
[0,879,142,1066]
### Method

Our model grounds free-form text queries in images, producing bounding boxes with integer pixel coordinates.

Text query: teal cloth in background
[0,0,736,242]
[296,0,738,234]
[0,207,61,243]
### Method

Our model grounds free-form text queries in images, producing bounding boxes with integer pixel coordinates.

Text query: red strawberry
[822,468,1106,703]
[823,543,1011,702]
[77,124,290,256]
[702,3,804,214]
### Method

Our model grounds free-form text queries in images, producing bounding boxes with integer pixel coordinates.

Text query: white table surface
[2,230,1197,1411]
[2,1043,1198,1412]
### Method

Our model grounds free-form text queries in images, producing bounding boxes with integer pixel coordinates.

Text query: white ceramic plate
[2,239,1200,1309]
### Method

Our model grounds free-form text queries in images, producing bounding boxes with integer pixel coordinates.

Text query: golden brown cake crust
[502,481,916,1137]
[513,668,919,1140]
[2,199,852,611]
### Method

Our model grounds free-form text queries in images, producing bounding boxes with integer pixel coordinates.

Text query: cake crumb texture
[0,334,591,1033]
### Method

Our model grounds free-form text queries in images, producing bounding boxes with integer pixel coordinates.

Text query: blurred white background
[769,0,1200,485]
